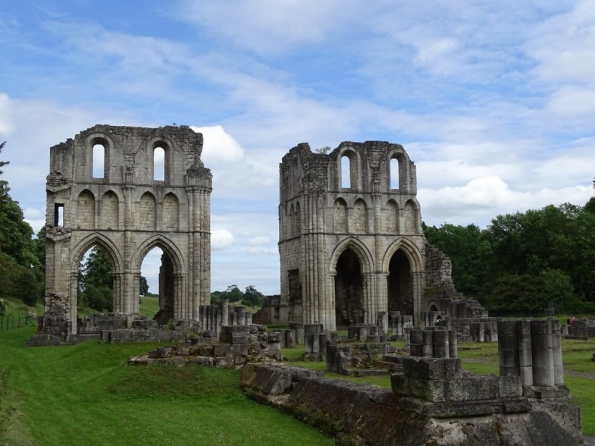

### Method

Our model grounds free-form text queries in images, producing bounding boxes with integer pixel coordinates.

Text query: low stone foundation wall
[129,325,282,368]
[241,363,583,446]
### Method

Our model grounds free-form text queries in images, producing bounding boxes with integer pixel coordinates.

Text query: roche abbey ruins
[31,128,487,340]
[27,125,587,445]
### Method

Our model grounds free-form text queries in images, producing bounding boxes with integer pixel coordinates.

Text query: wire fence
[0,314,37,331]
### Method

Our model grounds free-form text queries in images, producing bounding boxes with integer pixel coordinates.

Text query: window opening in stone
[141,247,175,325]
[78,245,114,315]
[154,147,165,181]
[54,204,64,227]
[92,144,105,178]
[341,155,351,188]
[390,158,399,189]
[387,249,413,315]
[334,248,364,327]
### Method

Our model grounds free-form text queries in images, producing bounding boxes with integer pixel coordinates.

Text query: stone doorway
[387,249,413,315]
[334,248,365,327]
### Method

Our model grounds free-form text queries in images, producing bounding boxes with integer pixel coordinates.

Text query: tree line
[424,197,595,314]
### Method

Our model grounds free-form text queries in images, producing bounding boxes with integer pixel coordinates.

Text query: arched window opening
[78,245,114,313]
[341,155,351,188]
[390,158,399,189]
[154,146,165,181]
[93,144,105,179]
[335,248,364,327]
[140,247,165,321]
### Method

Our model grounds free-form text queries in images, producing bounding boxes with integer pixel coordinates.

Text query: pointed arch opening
[78,245,114,314]
[334,248,364,327]
[134,236,186,324]
[387,249,413,315]
[140,247,169,322]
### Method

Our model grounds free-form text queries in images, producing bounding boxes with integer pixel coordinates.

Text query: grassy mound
[0,328,332,446]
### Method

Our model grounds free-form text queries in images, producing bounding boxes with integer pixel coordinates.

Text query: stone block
[402,357,461,381]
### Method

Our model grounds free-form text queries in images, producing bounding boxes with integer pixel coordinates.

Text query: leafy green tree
[0,142,43,305]
[242,285,264,307]
[139,276,149,296]
[423,222,486,296]
[79,247,113,311]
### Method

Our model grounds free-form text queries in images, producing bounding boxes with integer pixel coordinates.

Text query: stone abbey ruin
[28,126,587,445]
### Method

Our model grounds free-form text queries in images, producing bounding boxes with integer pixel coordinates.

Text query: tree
[139,276,149,296]
[314,146,331,154]
[0,142,43,305]
[79,247,113,311]
[242,285,264,307]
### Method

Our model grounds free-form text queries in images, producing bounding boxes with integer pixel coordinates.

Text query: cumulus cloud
[248,235,271,245]
[211,228,235,250]
[191,125,244,164]
[420,177,594,228]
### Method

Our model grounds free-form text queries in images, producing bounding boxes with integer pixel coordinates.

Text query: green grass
[138,295,160,319]
[0,328,333,446]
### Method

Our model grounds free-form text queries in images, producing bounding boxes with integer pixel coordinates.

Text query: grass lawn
[0,327,333,446]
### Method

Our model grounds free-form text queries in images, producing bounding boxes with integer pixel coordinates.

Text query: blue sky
[1,0,594,295]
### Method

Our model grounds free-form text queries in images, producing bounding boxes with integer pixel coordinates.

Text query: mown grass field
[0,327,333,446]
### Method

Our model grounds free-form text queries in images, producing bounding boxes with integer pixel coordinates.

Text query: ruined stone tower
[42,125,211,338]
[278,141,426,331]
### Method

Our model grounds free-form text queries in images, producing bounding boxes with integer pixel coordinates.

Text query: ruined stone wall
[278,141,485,331]
[39,125,212,342]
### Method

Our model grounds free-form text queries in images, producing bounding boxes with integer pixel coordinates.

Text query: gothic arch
[329,237,374,275]
[382,238,423,273]
[132,234,186,275]
[70,232,124,275]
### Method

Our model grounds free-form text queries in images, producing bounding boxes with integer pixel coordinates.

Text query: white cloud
[420,177,594,228]
[177,0,360,54]
[191,125,244,164]
[248,235,271,245]
[211,228,235,250]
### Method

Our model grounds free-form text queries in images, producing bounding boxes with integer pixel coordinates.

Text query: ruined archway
[387,249,414,315]
[334,248,365,327]
[133,234,187,322]
[38,125,211,342]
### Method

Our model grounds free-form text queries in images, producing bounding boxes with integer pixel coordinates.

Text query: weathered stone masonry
[37,125,212,340]
[278,141,486,331]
